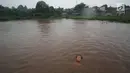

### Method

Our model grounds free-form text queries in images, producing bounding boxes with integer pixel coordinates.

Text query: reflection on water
[0,19,130,73]
[37,20,51,35]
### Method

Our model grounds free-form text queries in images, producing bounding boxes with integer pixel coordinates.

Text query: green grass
[0,16,62,21]
[69,16,130,23]
[1,15,130,23]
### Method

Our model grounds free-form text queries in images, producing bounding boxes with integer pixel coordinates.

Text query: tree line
[0,1,64,20]
[0,1,130,21]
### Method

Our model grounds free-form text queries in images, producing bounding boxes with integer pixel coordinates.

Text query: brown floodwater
[0,19,130,73]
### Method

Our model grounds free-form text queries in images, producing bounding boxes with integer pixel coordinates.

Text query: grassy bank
[1,16,130,23]
[0,16,62,21]
[69,16,130,23]
[0,16,32,21]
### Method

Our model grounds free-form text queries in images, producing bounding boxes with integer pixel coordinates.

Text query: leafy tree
[36,1,49,13]
[16,5,28,17]
[49,6,55,16]
[55,7,63,16]
[107,6,116,13]
[17,5,24,10]
[74,3,86,14]
[0,5,4,9]
[0,5,5,16]
[101,4,108,9]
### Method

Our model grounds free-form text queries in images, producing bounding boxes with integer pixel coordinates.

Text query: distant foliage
[0,1,130,21]
[0,1,63,20]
